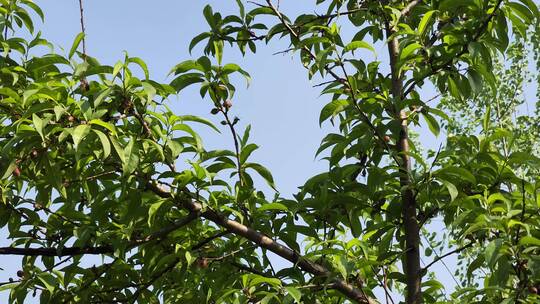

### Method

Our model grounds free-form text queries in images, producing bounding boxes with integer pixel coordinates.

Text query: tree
[0,0,539,303]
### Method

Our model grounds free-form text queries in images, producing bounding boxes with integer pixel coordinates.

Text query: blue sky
[0,0,474,302]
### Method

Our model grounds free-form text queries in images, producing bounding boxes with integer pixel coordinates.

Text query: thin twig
[370,266,395,304]
[191,230,230,251]
[402,0,504,98]
[221,108,243,186]
[265,0,401,167]
[422,240,473,273]
[128,259,180,304]
[230,261,269,277]
[77,0,87,60]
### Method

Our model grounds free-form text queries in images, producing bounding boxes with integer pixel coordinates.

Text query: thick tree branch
[0,212,199,256]
[400,0,423,17]
[147,181,376,304]
[0,245,112,256]
[383,3,422,302]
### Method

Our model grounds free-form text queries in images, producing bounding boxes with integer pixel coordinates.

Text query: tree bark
[148,182,377,304]
[386,27,422,304]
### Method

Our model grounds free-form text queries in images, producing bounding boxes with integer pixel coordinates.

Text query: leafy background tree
[1,1,540,304]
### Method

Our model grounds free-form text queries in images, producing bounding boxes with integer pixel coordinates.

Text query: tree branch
[147,181,376,304]
[0,212,199,256]
[0,245,113,256]
[383,1,422,302]
[231,261,270,277]
[77,0,86,59]
[421,242,474,273]
[191,230,230,251]
[264,0,400,166]
[400,0,423,17]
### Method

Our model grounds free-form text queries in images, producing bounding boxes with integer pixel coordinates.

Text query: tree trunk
[387,31,422,304]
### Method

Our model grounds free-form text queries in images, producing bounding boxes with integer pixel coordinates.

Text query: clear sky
[0,0,466,302]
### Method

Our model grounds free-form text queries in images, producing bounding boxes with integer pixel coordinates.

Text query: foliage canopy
[1,0,540,303]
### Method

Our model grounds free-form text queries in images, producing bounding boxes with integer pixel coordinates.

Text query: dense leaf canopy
[1,0,540,303]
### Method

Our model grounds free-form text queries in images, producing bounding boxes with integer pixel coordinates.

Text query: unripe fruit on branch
[120,98,134,114]
[68,115,75,123]
[196,257,209,269]
[223,100,232,109]
[13,166,21,177]
[80,78,89,92]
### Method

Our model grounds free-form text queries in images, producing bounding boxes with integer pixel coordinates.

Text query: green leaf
[222,63,251,87]
[170,60,204,75]
[32,114,45,141]
[93,129,111,159]
[240,143,258,164]
[343,41,375,54]
[170,73,204,92]
[258,203,288,212]
[25,1,45,21]
[467,69,483,94]
[189,32,211,53]
[185,251,193,265]
[89,119,117,135]
[484,239,503,267]
[435,167,476,184]
[1,160,17,179]
[110,136,126,163]
[203,5,215,27]
[241,125,251,146]
[400,42,422,60]
[214,40,224,65]
[127,57,150,80]
[441,180,458,201]
[417,11,437,37]
[178,115,220,133]
[72,124,91,150]
[37,272,57,294]
[112,61,124,79]
[122,138,139,176]
[0,283,18,292]
[173,123,203,151]
[285,286,302,303]
[148,200,166,227]
[447,76,461,100]
[69,32,85,59]
[519,236,540,246]
[245,163,275,189]
[250,275,282,287]
[143,139,165,162]
[422,112,440,136]
[319,99,349,125]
